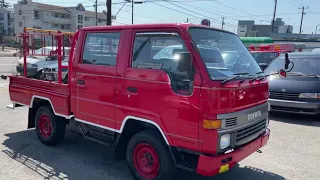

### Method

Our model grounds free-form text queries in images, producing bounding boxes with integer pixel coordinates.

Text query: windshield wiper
[287,72,320,79]
[250,72,266,82]
[307,74,320,79]
[222,72,250,84]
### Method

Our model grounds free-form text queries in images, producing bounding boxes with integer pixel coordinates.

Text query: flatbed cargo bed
[9,76,72,118]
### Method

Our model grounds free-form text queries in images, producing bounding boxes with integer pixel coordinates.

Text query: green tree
[0,0,10,8]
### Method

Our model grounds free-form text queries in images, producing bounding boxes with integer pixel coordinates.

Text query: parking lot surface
[0,80,319,180]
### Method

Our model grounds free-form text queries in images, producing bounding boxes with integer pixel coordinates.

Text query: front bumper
[16,66,38,77]
[196,128,270,177]
[269,98,320,115]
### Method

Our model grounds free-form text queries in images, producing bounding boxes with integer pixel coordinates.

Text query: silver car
[16,47,70,78]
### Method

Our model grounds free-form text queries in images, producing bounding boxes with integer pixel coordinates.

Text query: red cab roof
[80,23,234,34]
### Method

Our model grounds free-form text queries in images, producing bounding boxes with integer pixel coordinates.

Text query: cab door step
[176,160,197,172]
[78,123,117,146]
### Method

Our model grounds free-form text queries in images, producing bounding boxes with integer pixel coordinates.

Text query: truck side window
[131,32,195,95]
[82,32,120,66]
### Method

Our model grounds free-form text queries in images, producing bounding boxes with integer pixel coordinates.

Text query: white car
[16,47,70,78]
[312,48,320,53]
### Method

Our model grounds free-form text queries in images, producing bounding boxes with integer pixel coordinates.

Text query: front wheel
[35,70,43,79]
[126,130,176,180]
[35,106,66,146]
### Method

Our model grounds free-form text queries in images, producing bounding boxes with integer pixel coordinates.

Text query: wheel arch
[30,95,73,119]
[112,116,171,160]
[119,116,170,145]
[28,96,72,129]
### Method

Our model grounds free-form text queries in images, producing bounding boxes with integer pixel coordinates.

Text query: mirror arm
[286,62,294,72]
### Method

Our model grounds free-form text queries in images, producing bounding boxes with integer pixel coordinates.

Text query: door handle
[78,79,85,85]
[127,87,137,93]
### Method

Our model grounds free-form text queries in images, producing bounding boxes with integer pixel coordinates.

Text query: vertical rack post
[62,34,65,57]
[32,35,35,55]
[23,27,28,77]
[51,32,54,52]
[41,34,43,55]
[57,31,62,84]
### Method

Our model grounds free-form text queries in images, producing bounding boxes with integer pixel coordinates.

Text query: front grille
[225,117,237,127]
[269,91,300,100]
[235,119,266,145]
[271,106,316,113]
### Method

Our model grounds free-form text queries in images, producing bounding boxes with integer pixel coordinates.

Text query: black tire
[35,70,43,79]
[35,106,66,146]
[126,130,176,180]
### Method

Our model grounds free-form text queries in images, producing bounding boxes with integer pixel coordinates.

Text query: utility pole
[316,24,319,34]
[298,5,309,34]
[187,17,189,23]
[221,17,225,29]
[95,0,98,26]
[106,0,112,25]
[131,0,134,24]
[271,0,277,33]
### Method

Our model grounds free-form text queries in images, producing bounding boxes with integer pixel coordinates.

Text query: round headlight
[220,134,231,150]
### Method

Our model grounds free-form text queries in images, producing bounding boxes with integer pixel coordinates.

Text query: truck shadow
[2,129,285,180]
[270,112,320,127]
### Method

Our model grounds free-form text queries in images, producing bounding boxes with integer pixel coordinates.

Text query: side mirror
[278,69,287,78]
[177,52,192,72]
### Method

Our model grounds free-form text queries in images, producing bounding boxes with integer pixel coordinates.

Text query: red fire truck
[7,24,280,180]
[249,43,297,70]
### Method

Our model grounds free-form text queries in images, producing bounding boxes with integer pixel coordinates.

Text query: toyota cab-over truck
[8,24,271,180]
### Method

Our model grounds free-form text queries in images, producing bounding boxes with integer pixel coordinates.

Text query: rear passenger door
[74,31,121,130]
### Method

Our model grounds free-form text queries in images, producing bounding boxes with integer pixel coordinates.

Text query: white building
[13,0,108,34]
[0,7,14,36]
[278,25,293,34]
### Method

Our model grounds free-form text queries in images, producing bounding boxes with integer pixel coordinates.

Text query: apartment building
[13,0,107,34]
[0,7,14,36]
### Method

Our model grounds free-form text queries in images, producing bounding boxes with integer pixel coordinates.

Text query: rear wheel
[35,106,66,146]
[126,130,176,180]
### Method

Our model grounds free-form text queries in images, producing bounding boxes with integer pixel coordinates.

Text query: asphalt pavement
[0,57,18,75]
[0,78,319,180]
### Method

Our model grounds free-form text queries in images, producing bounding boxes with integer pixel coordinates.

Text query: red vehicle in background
[7,24,281,180]
[249,43,297,71]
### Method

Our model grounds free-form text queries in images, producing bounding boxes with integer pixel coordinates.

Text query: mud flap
[6,103,24,110]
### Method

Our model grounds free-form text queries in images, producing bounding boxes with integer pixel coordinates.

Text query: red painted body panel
[196,128,270,176]
[9,76,70,116]
[8,23,270,177]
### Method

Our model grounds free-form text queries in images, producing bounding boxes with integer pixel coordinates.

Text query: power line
[282,0,300,7]
[186,0,273,23]
[212,0,255,17]
[122,10,182,22]
[226,12,301,18]
[160,0,237,27]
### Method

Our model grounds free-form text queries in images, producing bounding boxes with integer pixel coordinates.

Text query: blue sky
[9,0,320,34]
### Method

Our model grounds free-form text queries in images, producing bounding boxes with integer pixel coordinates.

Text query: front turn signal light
[203,119,221,129]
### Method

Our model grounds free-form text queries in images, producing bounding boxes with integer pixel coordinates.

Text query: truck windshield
[188,27,262,80]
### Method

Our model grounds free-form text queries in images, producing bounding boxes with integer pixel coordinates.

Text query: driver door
[119,31,202,150]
